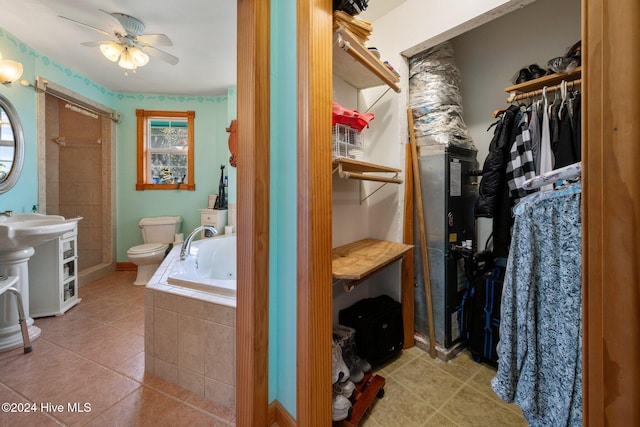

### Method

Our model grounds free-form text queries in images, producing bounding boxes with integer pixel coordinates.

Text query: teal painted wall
[269,0,298,416]
[0,30,39,213]
[114,93,230,260]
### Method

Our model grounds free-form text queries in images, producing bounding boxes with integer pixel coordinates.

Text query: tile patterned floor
[358,346,527,426]
[1,271,527,426]
[0,271,234,427]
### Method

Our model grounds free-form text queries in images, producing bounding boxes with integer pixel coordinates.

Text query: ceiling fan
[59,9,178,73]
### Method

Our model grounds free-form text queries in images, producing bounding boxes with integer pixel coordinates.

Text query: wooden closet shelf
[333,158,403,184]
[334,27,401,93]
[504,66,581,94]
[332,238,413,281]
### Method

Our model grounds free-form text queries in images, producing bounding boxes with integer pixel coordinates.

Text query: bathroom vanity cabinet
[199,208,228,238]
[29,223,81,317]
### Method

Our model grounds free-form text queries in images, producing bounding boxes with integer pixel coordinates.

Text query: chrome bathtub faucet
[180,225,218,260]
[0,210,13,217]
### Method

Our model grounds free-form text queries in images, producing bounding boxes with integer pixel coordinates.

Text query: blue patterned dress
[491,184,582,426]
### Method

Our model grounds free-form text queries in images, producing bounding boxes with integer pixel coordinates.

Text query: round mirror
[0,94,24,193]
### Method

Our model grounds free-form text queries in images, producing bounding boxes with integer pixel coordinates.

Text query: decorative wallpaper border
[0,28,227,104]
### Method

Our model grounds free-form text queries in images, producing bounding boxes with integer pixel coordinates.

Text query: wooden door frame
[296,0,334,425]
[236,0,271,424]
[582,0,640,424]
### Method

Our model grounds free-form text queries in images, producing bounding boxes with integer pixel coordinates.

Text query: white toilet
[127,216,183,286]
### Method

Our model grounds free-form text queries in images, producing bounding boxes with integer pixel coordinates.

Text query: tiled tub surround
[145,244,236,409]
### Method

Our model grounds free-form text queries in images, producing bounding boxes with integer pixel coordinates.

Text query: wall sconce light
[99,42,149,74]
[0,51,24,84]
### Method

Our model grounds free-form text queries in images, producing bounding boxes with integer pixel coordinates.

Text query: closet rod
[507,79,581,103]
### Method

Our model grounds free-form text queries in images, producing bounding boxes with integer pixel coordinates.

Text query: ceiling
[0,1,403,97]
[0,0,237,96]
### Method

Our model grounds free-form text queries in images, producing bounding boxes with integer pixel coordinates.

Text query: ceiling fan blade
[81,40,116,47]
[59,15,113,37]
[140,45,179,65]
[137,34,173,47]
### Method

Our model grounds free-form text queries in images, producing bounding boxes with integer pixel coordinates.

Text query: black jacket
[474,105,520,258]
[474,105,520,218]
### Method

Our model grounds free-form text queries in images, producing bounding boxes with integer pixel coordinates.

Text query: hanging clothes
[475,104,520,218]
[505,117,537,208]
[491,183,582,427]
[554,102,579,168]
[528,101,542,174]
[571,92,582,159]
[474,104,520,257]
[538,94,554,191]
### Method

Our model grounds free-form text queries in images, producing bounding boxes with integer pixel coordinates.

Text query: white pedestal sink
[0,214,82,352]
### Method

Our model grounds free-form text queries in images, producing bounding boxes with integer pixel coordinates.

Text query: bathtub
[145,233,237,408]
[166,234,236,297]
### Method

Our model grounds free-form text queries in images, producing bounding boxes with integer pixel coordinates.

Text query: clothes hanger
[559,80,568,119]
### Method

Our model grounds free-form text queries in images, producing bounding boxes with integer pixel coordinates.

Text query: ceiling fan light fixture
[100,42,123,62]
[118,48,137,70]
[129,47,149,67]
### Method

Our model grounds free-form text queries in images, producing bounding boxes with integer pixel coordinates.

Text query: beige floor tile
[366,376,437,427]
[375,346,423,377]
[420,350,483,383]
[423,411,460,426]
[440,386,529,427]
[389,356,465,409]
[84,386,181,427]
[359,410,382,426]
[467,363,525,417]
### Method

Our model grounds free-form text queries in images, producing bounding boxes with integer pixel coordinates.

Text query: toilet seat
[128,243,167,255]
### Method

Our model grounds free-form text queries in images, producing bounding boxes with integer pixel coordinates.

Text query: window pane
[150,152,187,183]
[148,119,188,150]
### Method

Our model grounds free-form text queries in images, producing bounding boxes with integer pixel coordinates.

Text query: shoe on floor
[334,379,356,399]
[332,337,350,384]
[332,392,352,422]
[334,325,370,380]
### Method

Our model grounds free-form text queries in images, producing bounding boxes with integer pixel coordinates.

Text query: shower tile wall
[46,96,104,270]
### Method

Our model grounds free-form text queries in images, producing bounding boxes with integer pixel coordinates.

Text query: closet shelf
[504,66,582,94]
[334,27,401,93]
[332,238,413,281]
[333,158,402,184]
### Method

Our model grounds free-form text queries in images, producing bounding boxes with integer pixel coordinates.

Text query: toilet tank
[139,216,183,244]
